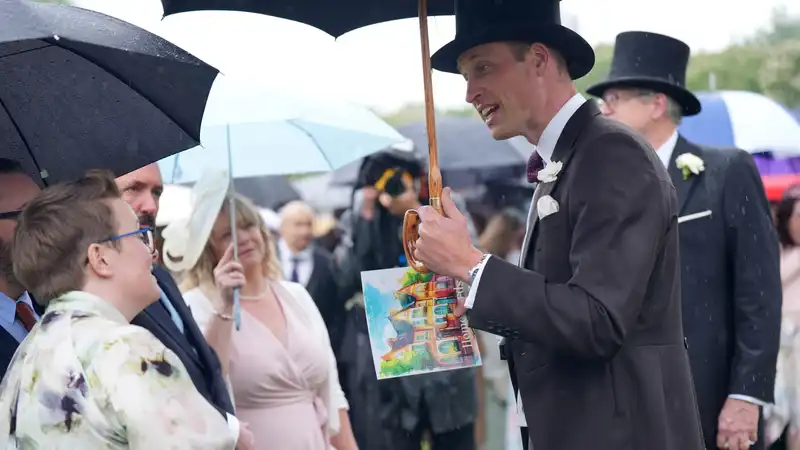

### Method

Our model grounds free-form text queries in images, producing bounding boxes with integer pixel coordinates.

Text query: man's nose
[139,194,158,216]
[465,81,480,105]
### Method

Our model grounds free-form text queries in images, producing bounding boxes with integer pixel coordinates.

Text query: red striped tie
[15,302,36,332]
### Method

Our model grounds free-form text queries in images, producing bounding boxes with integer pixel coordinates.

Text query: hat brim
[586,77,701,116]
[162,169,229,272]
[431,24,595,80]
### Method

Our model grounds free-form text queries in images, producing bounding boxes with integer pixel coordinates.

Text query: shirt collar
[0,291,34,323]
[278,238,312,260]
[536,93,587,164]
[47,290,128,325]
[655,130,679,168]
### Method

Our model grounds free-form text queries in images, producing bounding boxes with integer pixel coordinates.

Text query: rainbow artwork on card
[360,267,482,380]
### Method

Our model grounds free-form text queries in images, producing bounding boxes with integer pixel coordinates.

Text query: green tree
[574,43,613,96]
[759,39,800,107]
[686,44,768,93]
[399,269,433,287]
[380,102,478,127]
[400,269,421,287]
[574,9,800,107]
[380,358,414,377]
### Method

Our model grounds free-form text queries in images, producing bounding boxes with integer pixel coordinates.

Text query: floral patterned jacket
[0,291,235,449]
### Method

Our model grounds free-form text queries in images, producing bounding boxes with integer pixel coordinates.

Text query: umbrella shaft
[417,0,442,200]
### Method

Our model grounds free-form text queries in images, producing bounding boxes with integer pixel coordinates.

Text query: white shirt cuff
[226,413,240,444]
[728,394,767,407]
[465,255,491,309]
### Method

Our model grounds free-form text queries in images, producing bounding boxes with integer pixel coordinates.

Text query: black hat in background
[586,31,701,116]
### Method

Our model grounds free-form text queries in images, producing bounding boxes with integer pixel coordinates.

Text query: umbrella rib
[0,40,51,60]
[0,94,46,185]
[286,119,334,171]
[40,37,204,145]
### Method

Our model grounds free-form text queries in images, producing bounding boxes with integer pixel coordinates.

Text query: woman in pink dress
[163,192,357,450]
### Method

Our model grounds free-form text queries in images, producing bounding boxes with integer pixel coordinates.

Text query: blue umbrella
[678,90,800,156]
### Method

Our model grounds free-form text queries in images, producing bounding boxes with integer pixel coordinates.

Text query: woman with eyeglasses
[0,170,235,449]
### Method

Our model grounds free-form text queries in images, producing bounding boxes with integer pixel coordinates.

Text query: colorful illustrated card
[361,267,482,380]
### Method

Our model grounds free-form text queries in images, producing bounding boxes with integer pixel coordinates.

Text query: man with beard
[116,163,254,450]
[0,159,42,375]
[587,32,781,450]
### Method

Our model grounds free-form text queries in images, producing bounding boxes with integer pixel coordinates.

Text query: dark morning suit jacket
[0,326,18,378]
[305,247,347,353]
[668,136,781,450]
[130,265,235,417]
[468,101,705,450]
[0,297,44,378]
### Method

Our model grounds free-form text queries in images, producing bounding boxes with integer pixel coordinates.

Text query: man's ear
[651,93,670,120]
[529,43,549,73]
[86,243,112,278]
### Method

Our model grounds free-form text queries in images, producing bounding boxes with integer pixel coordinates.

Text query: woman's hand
[213,244,246,310]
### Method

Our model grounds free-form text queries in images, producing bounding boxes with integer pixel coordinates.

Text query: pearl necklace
[238,290,268,301]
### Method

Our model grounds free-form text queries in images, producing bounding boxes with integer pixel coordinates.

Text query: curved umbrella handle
[402,168,442,273]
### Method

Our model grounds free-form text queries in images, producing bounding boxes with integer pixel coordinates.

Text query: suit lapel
[667,136,704,215]
[306,250,322,291]
[150,267,202,366]
[0,325,19,375]
[520,101,600,266]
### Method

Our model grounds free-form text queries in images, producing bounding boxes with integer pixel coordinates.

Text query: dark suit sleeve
[468,133,670,360]
[722,150,781,402]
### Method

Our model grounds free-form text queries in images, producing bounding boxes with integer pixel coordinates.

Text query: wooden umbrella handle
[402,0,442,273]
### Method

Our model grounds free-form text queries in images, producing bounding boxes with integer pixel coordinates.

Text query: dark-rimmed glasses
[99,228,154,254]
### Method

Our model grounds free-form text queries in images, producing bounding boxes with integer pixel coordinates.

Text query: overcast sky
[77,0,800,111]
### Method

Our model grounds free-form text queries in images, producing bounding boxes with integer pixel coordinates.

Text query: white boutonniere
[675,153,705,180]
[537,195,559,220]
[537,160,563,183]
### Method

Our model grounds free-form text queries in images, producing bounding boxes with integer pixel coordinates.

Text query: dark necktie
[15,302,36,332]
[290,257,300,283]
[527,152,545,183]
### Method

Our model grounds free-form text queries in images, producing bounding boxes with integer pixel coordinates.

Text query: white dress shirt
[278,239,314,286]
[465,93,587,427]
[655,130,679,168]
[0,291,39,343]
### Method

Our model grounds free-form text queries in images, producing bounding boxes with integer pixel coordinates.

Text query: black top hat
[586,31,701,116]
[430,0,594,79]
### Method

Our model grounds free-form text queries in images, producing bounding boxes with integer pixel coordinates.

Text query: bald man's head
[279,201,315,253]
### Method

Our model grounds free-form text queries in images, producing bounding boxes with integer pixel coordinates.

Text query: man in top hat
[587,31,781,450]
[410,0,705,449]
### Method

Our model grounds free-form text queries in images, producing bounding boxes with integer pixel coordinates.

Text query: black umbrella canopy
[232,176,301,211]
[330,116,527,188]
[0,0,218,185]
[160,0,454,38]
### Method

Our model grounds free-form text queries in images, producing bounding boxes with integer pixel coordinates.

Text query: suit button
[520,351,527,356]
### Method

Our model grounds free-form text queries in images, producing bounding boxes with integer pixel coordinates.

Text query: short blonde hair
[180,194,282,291]
[13,170,121,305]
